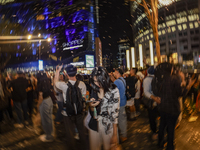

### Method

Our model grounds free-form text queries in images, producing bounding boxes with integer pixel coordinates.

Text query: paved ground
[0,109,200,150]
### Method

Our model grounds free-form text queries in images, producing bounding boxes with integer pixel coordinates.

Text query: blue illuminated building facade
[0,0,97,69]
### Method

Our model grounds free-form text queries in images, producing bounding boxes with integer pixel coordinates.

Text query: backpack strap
[74,80,80,87]
[119,78,126,89]
[67,81,73,87]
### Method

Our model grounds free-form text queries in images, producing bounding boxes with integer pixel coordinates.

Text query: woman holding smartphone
[87,67,120,150]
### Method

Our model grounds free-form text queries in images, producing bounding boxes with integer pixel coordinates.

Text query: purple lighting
[46,23,49,29]
[32,49,36,55]
[52,47,56,53]
[72,29,75,34]
[69,0,73,5]
[66,30,69,35]
[83,26,88,32]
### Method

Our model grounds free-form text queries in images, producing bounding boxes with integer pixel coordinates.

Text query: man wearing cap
[54,64,87,150]
[143,66,160,141]
[113,68,127,142]
[9,71,29,128]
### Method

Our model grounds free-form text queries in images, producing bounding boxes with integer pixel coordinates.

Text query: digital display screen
[85,55,94,68]
[38,60,43,70]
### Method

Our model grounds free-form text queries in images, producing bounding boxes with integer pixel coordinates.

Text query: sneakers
[39,134,54,142]
[14,123,24,128]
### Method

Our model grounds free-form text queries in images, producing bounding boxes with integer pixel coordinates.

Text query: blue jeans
[39,97,54,140]
[55,101,63,122]
[13,100,29,124]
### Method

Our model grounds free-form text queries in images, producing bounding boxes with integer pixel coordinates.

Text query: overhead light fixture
[27,35,32,40]
[47,38,51,42]
[159,0,174,6]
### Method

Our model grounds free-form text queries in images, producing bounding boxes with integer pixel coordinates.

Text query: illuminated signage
[0,0,14,5]
[73,57,79,62]
[86,55,94,68]
[38,60,43,70]
[70,62,84,66]
[63,39,84,50]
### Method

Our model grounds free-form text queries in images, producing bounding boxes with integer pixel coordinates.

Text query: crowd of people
[0,62,197,150]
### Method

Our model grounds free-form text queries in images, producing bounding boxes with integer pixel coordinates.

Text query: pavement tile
[0,111,200,150]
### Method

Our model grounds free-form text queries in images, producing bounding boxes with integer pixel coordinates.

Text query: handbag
[141,95,153,109]
[119,78,132,100]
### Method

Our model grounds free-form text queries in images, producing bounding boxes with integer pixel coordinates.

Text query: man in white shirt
[54,64,87,150]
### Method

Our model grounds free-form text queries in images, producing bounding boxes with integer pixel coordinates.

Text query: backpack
[151,64,170,97]
[119,78,132,100]
[126,76,137,98]
[64,80,83,116]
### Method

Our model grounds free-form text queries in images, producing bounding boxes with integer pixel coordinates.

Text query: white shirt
[135,80,141,99]
[55,80,86,102]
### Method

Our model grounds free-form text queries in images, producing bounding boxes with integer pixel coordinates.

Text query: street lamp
[38,33,41,38]
[47,38,51,42]
[27,35,32,40]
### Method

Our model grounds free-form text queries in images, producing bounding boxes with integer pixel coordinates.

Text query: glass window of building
[179,32,183,36]
[195,30,199,34]
[168,28,171,33]
[188,14,199,21]
[162,30,165,34]
[190,30,194,34]
[182,24,187,30]
[150,34,153,38]
[178,25,182,31]
[188,8,199,15]
[147,36,149,40]
[177,17,187,24]
[189,23,194,29]
[176,11,187,18]
[166,20,176,27]
[194,22,199,28]
[162,23,166,28]
[172,26,176,32]
[158,31,161,36]
[183,32,187,36]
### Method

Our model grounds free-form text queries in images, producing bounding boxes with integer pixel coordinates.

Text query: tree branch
[130,0,146,8]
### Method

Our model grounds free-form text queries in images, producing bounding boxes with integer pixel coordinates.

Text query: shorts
[126,98,135,106]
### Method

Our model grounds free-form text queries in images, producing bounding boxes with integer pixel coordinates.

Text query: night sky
[98,0,133,57]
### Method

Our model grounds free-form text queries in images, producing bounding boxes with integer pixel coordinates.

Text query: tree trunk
[154,30,161,64]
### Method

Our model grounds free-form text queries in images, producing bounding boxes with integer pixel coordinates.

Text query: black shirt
[10,77,28,102]
[159,75,187,116]
[37,79,51,99]
[27,79,33,99]
[126,76,138,97]
[88,90,101,132]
